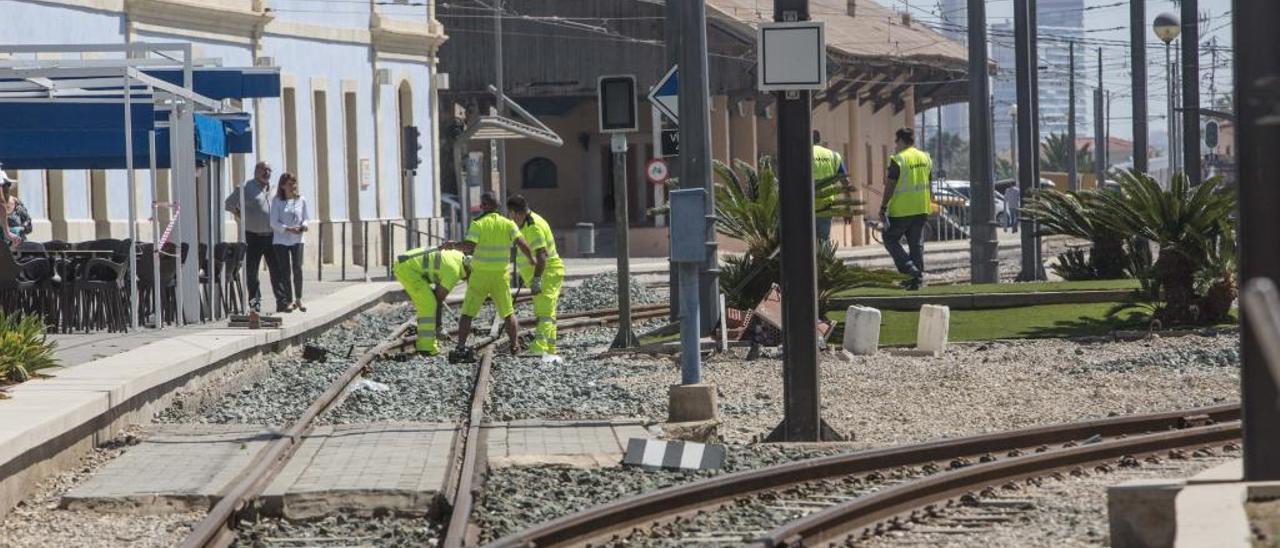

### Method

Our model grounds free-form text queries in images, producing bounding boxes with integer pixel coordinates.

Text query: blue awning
[0,106,254,169]
[144,68,281,100]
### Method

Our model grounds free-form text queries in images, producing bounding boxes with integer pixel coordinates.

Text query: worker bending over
[506,194,563,357]
[445,192,536,362]
[393,247,470,355]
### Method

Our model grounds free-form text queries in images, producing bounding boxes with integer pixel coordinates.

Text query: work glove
[530,275,543,295]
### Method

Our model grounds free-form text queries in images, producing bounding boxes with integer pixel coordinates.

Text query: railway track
[178,301,669,548]
[487,403,1241,547]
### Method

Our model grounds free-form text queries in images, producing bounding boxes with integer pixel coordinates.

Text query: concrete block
[1175,483,1250,548]
[842,305,881,356]
[915,304,950,355]
[668,383,719,423]
[1108,478,1184,548]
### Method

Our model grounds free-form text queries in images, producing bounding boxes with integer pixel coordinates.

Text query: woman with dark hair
[269,172,309,312]
[2,172,32,251]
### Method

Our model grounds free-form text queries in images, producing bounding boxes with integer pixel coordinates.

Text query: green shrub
[0,310,58,383]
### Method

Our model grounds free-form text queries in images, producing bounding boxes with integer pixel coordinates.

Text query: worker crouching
[506,194,564,358]
[393,247,470,356]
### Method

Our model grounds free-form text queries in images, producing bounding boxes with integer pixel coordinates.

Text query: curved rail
[180,320,417,548]
[486,403,1240,547]
[759,421,1241,546]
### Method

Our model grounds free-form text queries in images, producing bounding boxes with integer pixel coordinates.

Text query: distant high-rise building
[937,0,969,143]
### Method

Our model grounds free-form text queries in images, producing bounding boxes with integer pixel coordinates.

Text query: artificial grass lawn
[837,279,1140,298]
[826,301,1152,346]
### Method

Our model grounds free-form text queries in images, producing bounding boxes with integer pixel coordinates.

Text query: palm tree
[1019,188,1129,279]
[1040,132,1093,173]
[714,158,901,311]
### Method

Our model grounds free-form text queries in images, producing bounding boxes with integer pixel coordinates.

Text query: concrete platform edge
[0,282,402,520]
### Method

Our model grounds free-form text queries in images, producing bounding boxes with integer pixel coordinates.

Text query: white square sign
[757,21,827,91]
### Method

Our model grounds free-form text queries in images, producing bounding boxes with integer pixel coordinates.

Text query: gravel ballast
[614,333,1241,446]
[232,513,442,547]
[321,353,475,424]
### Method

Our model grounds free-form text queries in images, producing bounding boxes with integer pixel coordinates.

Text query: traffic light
[402,125,422,171]
[597,75,638,134]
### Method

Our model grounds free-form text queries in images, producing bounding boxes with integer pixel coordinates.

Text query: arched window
[522,157,558,189]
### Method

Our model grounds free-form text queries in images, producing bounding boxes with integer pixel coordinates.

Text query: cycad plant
[1020,187,1129,279]
[1090,171,1235,324]
[714,158,903,312]
[0,310,58,383]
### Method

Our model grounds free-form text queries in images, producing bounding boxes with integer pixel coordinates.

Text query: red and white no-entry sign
[645,158,670,185]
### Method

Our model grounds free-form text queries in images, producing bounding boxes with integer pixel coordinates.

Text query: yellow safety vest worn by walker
[516,211,564,281]
[465,212,521,272]
[813,145,842,217]
[886,146,933,218]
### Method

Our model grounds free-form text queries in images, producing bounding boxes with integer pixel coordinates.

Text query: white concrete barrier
[842,305,881,356]
[916,304,950,356]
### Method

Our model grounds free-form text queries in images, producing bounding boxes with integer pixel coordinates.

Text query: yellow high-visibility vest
[813,145,842,217]
[516,211,564,278]
[398,248,466,291]
[464,212,521,272]
[886,146,933,217]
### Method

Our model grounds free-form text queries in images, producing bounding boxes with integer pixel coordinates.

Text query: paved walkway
[485,419,651,468]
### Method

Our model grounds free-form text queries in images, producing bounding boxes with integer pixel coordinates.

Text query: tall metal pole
[968,0,998,283]
[1067,41,1078,192]
[936,106,944,174]
[494,0,508,205]
[1095,48,1106,186]
[1180,0,1201,184]
[1028,0,1044,279]
[610,134,639,348]
[677,0,719,336]
[1014,0,1037,280]
[1166,42,1176,175]
[1235,0,1280,481]
[768,0,828,442]
[124,70,139,330]
[665,0,681,323]
[1131,0,1149,173]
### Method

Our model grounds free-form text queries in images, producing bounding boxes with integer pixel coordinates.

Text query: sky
[873,0,1234,142]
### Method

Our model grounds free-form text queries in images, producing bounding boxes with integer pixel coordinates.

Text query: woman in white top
[270,172,309,312]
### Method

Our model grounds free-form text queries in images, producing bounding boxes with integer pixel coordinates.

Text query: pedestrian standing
[1003,184,1021,233]
[506,194,563,358]
[444,192,537,361]
[270,172,309,313]
[879,128,933,291]
[812,131,847,245]
[224,161,286,313]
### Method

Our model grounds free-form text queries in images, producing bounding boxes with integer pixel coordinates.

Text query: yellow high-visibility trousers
[522,270,563,355]
[393,260,440,354]
[461,270,515,318]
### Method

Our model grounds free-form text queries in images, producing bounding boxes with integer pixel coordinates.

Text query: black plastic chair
[0,245,47,320]
[73,239,131,333]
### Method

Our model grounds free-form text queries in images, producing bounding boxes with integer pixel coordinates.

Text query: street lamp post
[1154,12,1180,183]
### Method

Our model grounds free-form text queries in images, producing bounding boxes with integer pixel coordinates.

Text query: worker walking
[393,247,469,355]
[506,194,563,358]
[879,128,933,291]
[812,131,848,245]
[446,192,537,362]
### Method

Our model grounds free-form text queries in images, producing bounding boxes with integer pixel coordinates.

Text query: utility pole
[493,0,507,205]
[968,0,998,283]
[677,0,719,337]
[1130,0,1148,173]
[1180,0,1201,184]
[1068,41,1078,192]
[1015,0,1042,281]
[665,0,681,324]
[1234,0,1280,482]
[936,107,944,175]
[1095,47,1106,186]
[768,0,832,442]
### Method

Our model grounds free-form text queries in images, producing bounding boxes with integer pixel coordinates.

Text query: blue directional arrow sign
[648,65,678,125]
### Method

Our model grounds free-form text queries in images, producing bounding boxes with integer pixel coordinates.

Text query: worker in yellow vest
[505,194,564,358]
[393,247,469,356]
[812,131,847,245]
[879,127,933,291]
[445,192,537,362]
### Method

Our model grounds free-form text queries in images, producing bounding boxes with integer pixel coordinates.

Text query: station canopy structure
[0,43,281,330]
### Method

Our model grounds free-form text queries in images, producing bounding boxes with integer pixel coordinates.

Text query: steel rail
[758,421,1241,546]
[486,403,1239,547]
[180,320,417,548]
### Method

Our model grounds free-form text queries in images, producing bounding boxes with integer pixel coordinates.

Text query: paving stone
[61,424,277,513]
[484,420,651,468]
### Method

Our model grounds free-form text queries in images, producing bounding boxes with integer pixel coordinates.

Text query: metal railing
[309,217,451,282]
